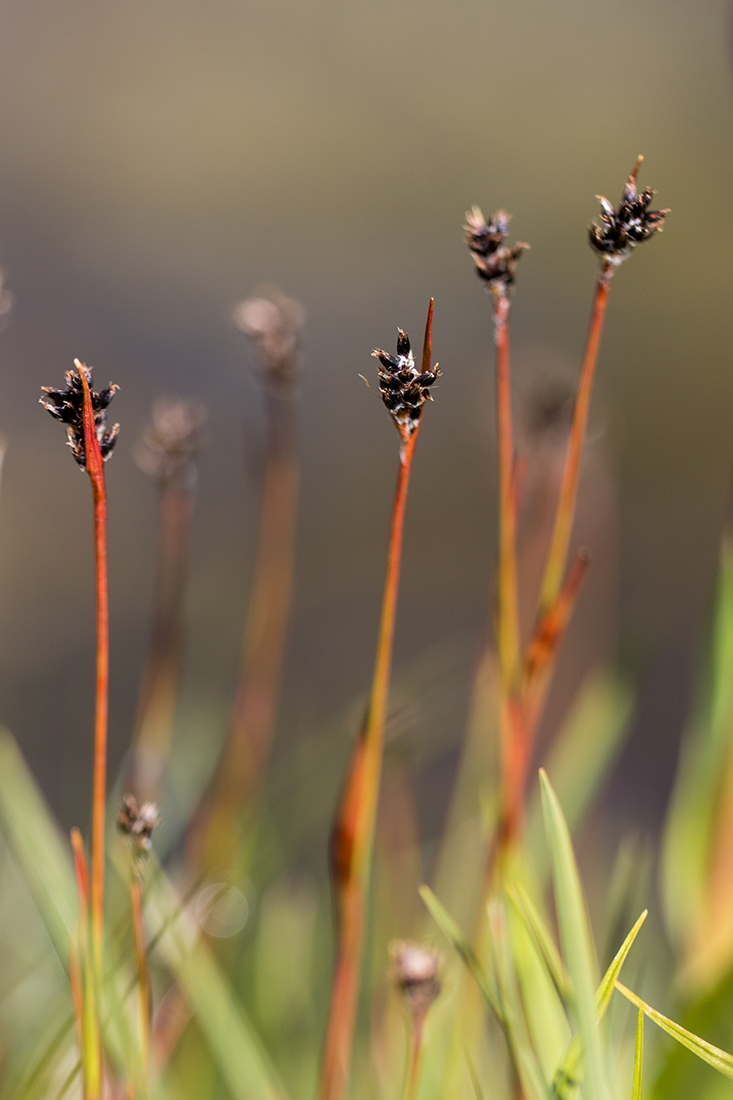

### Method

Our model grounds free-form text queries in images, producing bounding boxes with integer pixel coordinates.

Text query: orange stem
[537,274,610,617]
[76,363,109,980]
[320,428,419,1100]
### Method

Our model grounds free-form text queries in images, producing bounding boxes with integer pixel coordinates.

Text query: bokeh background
[0,0,729,842]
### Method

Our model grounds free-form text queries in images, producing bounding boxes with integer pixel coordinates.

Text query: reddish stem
[537,274,610,617]
[76,363,109,978]
[320,427,419,1100]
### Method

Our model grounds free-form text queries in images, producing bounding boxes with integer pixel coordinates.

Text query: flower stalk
[319,301,437,1100]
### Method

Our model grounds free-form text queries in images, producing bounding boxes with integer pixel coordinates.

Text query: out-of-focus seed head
[40,360,119,470]
[464,206,529,293]
[134,396,207,491]
[117,792,160,868]
[371,329,441,442]
[232,285,305,393]
[389,940,442,1024]
[589,156,669,274]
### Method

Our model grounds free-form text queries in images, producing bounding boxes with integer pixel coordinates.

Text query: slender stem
[195,390,299,877]
[76,364,109,982]
[402,1019,425,1100]
[537,272,611,617]
[130,881,151,1073]
[493,291,521,693]
[128,484,193,803]
[320,426,420,1100]
[490,290,523,856]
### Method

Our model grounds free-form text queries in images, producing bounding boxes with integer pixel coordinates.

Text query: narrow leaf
[615,981,733,1081]
[632,1009,644,1100]
[418,884,502,1018]
[541,770,606,1100]
[507,880,571,1006]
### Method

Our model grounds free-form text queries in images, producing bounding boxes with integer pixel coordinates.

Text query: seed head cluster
[389,940,442,1022]
[117,793,160,861]
[40,361,119,470]
[134,396,207,491]
[464,207,529,292]
[371,329,440,440]
[232,285,305,393]
[589,157,669,269]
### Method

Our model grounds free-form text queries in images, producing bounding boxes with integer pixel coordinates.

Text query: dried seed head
[464,206,529,292]
[233,285,305,393]
[372,328,441,441]
[40,360,119,469]
[134,396,207,490]
[589,156,669,274]
[389,940,442,1023]
[117,793,160,863]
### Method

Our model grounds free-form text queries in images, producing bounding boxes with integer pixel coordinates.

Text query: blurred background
[0,0,729,843]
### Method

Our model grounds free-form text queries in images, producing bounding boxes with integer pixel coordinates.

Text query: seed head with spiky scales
[464,206,529,292]
[371,329,440,441]
[589,156,669,272]
[40,360,119,469]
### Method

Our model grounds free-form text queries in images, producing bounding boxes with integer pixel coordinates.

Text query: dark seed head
[464,206,529,293]
[589,156,669,273]
[40,360,119,470]
[371,328,441,441]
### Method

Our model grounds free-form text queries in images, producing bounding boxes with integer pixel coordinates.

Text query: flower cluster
[464,206,529,292]
[389,940,442,1021]
[117,793,160,860]
[589,157,669,268]
[40,360,119,469]
[371,329,440,439]
[232,285,305,393]
[134,396,207,490]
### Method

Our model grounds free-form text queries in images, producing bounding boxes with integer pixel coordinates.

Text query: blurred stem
[401,1017,425,1100]
[537,270,611,617]
[320,305,428,1100]
[71,827,101,1100]
[77,365,109,986]
[196,388,298,876]
[491,289,523,856]
[128,484,194,803]
[130,880,151,1075]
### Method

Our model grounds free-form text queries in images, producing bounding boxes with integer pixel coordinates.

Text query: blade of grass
[418,885,502,1018]
[632,1009,644,1100]
[551,909,647,1100]
[506,880,571,1006]
[146,860,286,1100]
[615,980,733,1081]
[540,769,606,1100]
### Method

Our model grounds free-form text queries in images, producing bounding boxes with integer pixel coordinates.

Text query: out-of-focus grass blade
[527,673,633,870]
[551,910,647,1100]
[615,980,733,1081]
[488,900,551,1100]
[0,730,76,963]
[418,884,502,1018]
[632,1008,643,1100]
[595,910,647,1018]
[507,880,571,1006]
[541,770,606,1100]
[147,861,286,1100]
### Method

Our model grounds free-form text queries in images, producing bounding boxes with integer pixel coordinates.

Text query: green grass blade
[0,730,76,963]
[147,861,286,1100]
[488,900,552,1100]
[540,769,606,1100]
[507,880,572,1007]
[615,981,733,1081]
[418,884,502,1019]
[632,1008,643,1100]
[595,910,647,1017]
[527,673,633,871]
